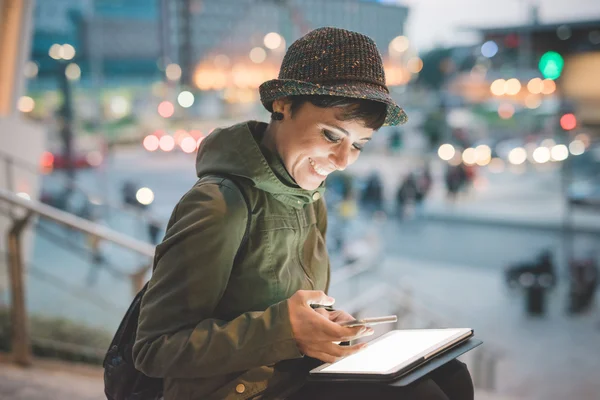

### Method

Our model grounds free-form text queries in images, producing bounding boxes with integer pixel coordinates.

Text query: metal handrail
[0,188,155,366]
[0,188,155,257]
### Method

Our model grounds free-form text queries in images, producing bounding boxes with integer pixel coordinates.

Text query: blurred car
[41,149,104,171]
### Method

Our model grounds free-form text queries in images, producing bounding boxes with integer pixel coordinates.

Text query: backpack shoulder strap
[197,174,252,265]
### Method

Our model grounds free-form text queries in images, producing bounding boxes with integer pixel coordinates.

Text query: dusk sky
[385,0,600,51]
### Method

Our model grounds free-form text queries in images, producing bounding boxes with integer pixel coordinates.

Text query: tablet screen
[316,329,471,375]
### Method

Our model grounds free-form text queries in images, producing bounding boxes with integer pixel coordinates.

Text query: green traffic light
[538,51,564,80]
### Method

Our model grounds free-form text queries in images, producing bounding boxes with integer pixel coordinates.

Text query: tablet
[309,328,473,381]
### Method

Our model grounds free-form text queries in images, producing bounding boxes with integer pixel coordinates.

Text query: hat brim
[259,79,408,126]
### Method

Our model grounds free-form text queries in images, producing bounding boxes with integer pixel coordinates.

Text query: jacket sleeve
[132,181,302,379]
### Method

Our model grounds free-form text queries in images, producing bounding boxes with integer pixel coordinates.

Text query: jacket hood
[195,121,325,208]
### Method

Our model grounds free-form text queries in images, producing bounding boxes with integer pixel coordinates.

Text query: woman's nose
[330,145,350,171]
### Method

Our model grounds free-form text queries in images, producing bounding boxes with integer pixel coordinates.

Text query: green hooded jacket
[133,121,330,399]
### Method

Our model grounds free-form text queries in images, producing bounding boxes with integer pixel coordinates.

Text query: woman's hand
[287,290,371,363]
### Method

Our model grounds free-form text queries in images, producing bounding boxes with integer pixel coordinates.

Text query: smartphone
[339,315,398,328]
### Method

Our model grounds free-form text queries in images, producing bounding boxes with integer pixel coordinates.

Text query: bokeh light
[249,47,267,63]
[475,145,492,166]
[505,78,521,95]
[40,151,54,170]
[569,140,585,156]
[264,32,283,49]
[110,96,130,117]
[498,103,514,119]
[490,79,505,96]
[61,44,76,60]
[551,144,569,161]
[574,133,591,148]
[177,91,195,108]
[17,96,35,113]
[158,101,175,118]
[24,61,38,78]
[462,148,477,165]
[389,36,409,53]
[481,41,498,58]
[508,147,527,165]
[532,147,550,163]
[17,192,31,200]
[407,57,423,73]
[541,79,556,95]
[166,63,182,81]
[525,95,542,109]
[49,44,62,60]
[180,136,197,153]
[65,63,81,80]
[143,135,160,151]
[159,135,175,151]
[437,144,456,161]
[136,187,154,205]
[527,78,543,94]
[560,113,576,130]
[556,25,572,40]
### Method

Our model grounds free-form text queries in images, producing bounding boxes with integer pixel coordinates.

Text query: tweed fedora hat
[259,27,407,126]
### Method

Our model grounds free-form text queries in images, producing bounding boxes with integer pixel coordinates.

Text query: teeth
[309,158,330,177]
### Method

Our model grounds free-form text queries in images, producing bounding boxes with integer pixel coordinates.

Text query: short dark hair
[287,95,387,130]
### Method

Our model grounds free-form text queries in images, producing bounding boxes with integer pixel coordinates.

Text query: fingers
[322,342,366,358]
[309,351,338,364]
[320,319,365,340]
[297,290,335,307]
[310,342,367,363]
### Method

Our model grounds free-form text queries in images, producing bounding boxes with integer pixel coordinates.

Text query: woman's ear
[273,97,293,119]
[272,98,286,114]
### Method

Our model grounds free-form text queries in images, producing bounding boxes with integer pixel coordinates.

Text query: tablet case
[307,338,483,387]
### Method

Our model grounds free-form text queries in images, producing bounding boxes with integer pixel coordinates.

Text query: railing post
[130,264,151,295]
[3,156,15,218]
[485,353,497,391]
[471,348,484,389]
[7,211,33,366]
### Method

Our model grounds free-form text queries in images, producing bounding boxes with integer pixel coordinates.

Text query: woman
[133,27,473,399]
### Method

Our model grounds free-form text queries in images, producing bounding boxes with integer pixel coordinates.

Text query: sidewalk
[348,153,600,234]
[421,176,600,234]
[0,355,515,400]
[378,256,600,400]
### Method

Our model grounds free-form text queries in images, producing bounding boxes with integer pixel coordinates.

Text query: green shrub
[0,307,112,365]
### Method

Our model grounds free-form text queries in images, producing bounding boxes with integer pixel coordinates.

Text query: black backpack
[104,176,252,400]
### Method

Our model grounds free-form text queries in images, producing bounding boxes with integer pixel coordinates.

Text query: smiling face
[266,99,375,191]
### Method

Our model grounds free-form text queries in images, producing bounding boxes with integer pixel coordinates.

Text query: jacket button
[312,192,321,201]
[235,384,246,394]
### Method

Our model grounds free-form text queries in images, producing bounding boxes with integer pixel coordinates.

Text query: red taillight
[40,151,54,169]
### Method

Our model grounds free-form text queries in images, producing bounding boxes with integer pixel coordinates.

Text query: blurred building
[29,0,161,88]
[475,17,600,132]
[455,14,600,135]
[162,0,409,86]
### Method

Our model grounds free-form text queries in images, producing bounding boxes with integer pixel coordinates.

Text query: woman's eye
[322,130,341,143]
[353,143,364,151]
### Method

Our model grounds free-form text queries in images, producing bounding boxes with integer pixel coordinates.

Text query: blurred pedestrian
[361,170,384,215]
[396,173,417,219]
[445,164,467,201]
[414,165,433,214]
[128,27,471,400]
